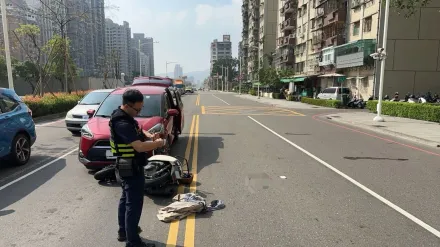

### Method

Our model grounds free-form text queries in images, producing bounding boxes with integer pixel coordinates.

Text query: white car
[316,87,351,101]
[65,89,113,134]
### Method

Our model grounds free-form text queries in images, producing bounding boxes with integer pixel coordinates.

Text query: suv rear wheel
[9,133,31,166]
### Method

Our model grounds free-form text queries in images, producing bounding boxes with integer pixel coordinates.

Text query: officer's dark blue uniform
[109,106,151,247]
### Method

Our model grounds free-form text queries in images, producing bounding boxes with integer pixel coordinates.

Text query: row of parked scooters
[367,92,440,104]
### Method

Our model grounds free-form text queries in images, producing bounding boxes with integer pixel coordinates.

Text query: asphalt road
[1,91,440,247]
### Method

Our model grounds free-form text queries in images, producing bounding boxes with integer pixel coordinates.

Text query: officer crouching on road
[109,89,166,247]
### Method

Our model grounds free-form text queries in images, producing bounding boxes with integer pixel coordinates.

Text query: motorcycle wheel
[144,171,171,188]
[94,165,116,181]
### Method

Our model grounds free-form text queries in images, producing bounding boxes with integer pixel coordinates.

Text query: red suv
[78,85,183,170]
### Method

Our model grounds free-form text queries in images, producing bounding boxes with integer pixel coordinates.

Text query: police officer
[109,89,166,247]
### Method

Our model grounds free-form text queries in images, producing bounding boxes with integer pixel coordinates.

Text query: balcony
[280,17,296,31]
[278,33,296,47]
[335,39,377,69]
[318,46,335,66]
[351,0,364,9]
[283,0,297,14]
[280,50,295,64]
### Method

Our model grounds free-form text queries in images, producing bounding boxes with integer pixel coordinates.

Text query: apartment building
[242,0,278,82]
[240,0,249,80]
[210,35,232,74]
[105,19,132,78]
[275,0,297,70]
[174,64,183,78]
[132,33,155,76]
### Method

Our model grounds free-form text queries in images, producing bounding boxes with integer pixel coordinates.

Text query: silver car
[65,89,113,134]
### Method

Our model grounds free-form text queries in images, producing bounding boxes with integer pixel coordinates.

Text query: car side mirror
[167,109,179,117]
[87,109,95,118]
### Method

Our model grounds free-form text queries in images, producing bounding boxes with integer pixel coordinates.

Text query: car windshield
[79,92,110,105]
[95,94,162,118]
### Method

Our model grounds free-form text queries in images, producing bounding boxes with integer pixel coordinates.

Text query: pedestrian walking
[109,89,166,247]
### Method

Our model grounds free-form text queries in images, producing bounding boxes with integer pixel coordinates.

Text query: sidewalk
[324,112,440,147]
[234,94,330,110]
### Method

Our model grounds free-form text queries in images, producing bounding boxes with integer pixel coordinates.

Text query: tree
[13,24,50,96]
[390,0,432,17]
[13,61,39,93]
[95,50,122,89]
[45,35,78,92]
[211,57,239,82]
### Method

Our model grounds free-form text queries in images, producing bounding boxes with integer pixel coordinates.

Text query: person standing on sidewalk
[109,89,166,247]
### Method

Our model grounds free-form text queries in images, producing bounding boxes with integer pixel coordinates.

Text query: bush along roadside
[366,100,440,122]
[22,91,89,118]
[301,97,342,108]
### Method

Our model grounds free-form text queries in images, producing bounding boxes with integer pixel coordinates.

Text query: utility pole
[239,57,242,95]
[373,0,390,122]
[221,65,224,91]
[1,0,13,89]
[139,40,142,76]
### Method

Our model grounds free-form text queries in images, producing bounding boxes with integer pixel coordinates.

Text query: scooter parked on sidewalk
[347,96,366,109]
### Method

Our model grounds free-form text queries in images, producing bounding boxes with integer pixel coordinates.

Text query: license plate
[106,150,116,159]
[82,115,89,120]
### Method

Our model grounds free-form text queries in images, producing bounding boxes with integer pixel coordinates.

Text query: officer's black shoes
[117,226,143,242]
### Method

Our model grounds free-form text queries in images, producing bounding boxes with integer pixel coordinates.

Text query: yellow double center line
[166,114,200,247]
[195,94,200,106]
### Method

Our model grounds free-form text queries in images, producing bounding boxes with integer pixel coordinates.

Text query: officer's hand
[154,138,166,147]
[152,133,161,140]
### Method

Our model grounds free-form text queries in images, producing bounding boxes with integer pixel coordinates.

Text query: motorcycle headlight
[81,124,94,139]
[148,123,164,134]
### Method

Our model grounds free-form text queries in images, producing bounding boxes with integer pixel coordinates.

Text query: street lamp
[166,61,177,77]
[370,0,390,122]
[1,0,14,89]
[138,40,159,77]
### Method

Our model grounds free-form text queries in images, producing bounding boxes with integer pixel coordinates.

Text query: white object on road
[279,176,287,179]
[248,116,440,239]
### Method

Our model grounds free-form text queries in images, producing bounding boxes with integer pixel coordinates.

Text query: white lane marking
[0,148,77,191]
[211,94,231,105]
[35,118,64,127]
[0,145,78,184]
[248,116,440,238]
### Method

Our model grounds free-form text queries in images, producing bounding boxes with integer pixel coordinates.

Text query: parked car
[185,86,194,93]
[316,87,351,100]
[78,85,183,170]
[65,89,113,134]
[0,88,36,165]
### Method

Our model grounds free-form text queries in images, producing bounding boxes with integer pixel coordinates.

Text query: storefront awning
[318,73,345,78]
[280,78,294,83]
[293,77,306,82]
[346,77,355,80]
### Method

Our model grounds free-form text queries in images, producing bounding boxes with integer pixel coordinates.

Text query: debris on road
[279,176,287,179]
[157,193,225,222]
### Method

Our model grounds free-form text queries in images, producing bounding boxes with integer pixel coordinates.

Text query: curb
[326,115,440,148]
[33,112,67,124]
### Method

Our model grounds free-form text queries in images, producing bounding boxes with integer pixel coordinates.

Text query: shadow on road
[141,237,168,247]
[0,159,66,217]
[344,156,409,161]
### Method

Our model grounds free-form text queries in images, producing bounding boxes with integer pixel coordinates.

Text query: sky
[105,0,242,75]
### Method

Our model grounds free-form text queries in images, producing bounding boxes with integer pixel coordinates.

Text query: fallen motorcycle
[93,153,192,194]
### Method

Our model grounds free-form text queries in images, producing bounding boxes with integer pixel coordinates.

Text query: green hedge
[272,93,281,99]
[23,91,89,118]
[248,88,257,96]
[301,97,342,108]
[366,100,440,122]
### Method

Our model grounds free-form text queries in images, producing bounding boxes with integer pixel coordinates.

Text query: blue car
[0,88,36,165]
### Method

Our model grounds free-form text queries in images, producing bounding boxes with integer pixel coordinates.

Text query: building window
[353,21,360,36]
[363,16,372,32]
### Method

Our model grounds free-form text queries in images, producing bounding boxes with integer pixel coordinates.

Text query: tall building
[210,35,232,74]
[0,0,38,61]
[275,0,297,70]
[132,33,155,76]
[91,0,106,70]
[240,0,249,80]
[105,19,132,78]
[66,0,94,76]
[174,64,183,78]
[242,0,278,81]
